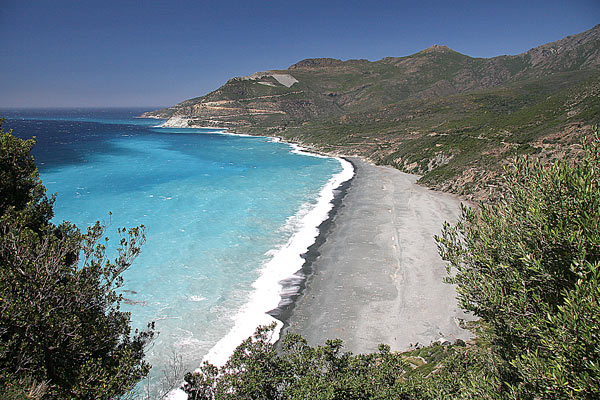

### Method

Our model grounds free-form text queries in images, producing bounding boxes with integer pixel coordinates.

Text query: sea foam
[166,149,353,400]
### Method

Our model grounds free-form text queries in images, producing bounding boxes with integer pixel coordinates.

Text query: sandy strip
[281,158,473,353]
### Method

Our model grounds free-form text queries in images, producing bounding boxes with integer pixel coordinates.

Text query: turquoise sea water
[3,109,352,386]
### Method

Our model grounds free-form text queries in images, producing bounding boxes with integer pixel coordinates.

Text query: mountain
[143,25,600,201]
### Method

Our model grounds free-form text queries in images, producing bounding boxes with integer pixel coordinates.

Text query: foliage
[0,123,54,231]
[401,344,504,400]
[183,323,411,400]
[0,122,154,399]
[436,126,600,398]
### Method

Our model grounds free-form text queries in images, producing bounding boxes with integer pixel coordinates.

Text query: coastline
[146,117,472,358]
[164,124,356,399]
[199,140,355,367]
[144,116,358,368]
[267,157,356,325]
[153,118,470,399]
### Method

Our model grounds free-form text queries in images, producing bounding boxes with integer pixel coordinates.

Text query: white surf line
[201,156,354,368]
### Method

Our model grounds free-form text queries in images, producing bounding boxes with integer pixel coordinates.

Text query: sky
[0,0,598,108]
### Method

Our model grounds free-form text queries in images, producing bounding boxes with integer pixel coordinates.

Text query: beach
[280,157,472,353]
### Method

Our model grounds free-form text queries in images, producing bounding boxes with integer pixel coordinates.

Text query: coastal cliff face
[143,25,600,201]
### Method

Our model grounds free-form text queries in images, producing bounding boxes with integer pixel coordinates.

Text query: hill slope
[143,25,600,200]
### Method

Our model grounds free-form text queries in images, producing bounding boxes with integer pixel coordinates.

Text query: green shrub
[183,324,410,400]
[436,126,600,398]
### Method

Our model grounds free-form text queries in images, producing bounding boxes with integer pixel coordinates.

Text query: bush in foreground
[184,324,411,400]
[436,126,600,398]
[0,123,154,399]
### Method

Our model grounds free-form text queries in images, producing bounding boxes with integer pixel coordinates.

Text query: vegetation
[183,325,412,399]
[181,126,600,399]
[435,126,600,398]
[0,122,154,399]
[279,71,600,201]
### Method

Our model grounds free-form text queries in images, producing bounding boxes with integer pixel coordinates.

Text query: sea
[2,108,353,391]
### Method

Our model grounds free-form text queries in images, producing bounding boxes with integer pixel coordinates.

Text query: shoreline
[198,141,355,367]
[165,133,356,399]
[153,117,470,398]
[267,157,356,326]
[145,116,471,358]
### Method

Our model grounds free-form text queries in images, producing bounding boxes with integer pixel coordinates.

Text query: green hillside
[143,25,600,200]
[276,71,600,200]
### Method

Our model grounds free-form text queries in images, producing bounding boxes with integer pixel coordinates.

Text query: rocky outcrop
[289,58,343,69]
[522,24,600,70]
[240,72,299,87]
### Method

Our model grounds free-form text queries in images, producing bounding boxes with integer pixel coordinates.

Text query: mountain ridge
[143,25,600,201]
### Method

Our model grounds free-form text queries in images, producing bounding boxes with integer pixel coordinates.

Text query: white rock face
[258,81,277,87]
[161,116,191,128]
[271,74,299,87]
[240,72,299,87]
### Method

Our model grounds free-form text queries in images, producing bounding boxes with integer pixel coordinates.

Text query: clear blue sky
[1,0,597,108]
